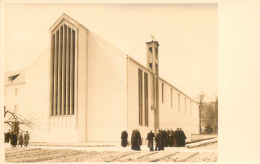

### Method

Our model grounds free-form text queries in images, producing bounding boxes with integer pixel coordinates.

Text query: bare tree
[199,92,205,134]
[4,109,38,135]
[213,97,218,133]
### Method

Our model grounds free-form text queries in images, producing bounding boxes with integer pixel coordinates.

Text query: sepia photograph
[1,1,219,163]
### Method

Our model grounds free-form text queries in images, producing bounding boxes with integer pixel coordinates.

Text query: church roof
[49,13,88,32]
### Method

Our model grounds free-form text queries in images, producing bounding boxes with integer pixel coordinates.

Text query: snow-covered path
[5,139,218,162]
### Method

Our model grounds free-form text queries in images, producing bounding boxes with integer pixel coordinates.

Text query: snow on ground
[5,139,218,162]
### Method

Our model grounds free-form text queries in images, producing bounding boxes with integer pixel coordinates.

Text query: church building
[4,14,199,143]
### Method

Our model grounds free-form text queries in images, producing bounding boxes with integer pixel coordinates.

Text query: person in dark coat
[166,129,170,147]
[161,129,167,150]
[18,133,23,147]
[136,129,142,151]
[173,128,180,147]
[169,129,174,147]
[180,128,186,147]
[131,130,136,150]
[6,130,11,143]
[121,130,128,147]
[10,132,17,148]
[131,129,141,151]
[4,133,7,143]
[155,129,162,151]
[9,132,13,147]
[24,131,30,147]
[147,130,155,151]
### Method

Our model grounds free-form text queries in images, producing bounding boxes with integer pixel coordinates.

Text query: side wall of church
[127,59,155,143]
[86,32,128,141]
[4,83,26,132]
[158,80,200,142]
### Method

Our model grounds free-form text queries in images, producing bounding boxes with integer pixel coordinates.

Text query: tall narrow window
[171,88,173,108]
[138,69,143,126]
[178,93,180,112]
[51,24,76,116]
[162,83,164,103]
[144,72,148,127]
[148,47,153,69]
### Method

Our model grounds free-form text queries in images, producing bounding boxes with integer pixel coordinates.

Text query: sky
[3,3,217,100]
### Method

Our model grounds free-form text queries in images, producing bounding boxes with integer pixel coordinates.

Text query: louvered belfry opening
[50,23,76,116]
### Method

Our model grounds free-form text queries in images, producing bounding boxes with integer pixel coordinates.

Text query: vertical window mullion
[138,69,143,126]
[59,26,63,115]
[66,27,70,115]
[57,28,61,116]
[141,70,143,126]
[71,30,75,115]
[139,69,141,125]
[68,28,71,115]
[54,31,58,116]
[51,34,55,116]
[61,25,66,116]
[144,72,148,127]
[162,83,164,103]
[69,28,73,115]
[64,25,67,115]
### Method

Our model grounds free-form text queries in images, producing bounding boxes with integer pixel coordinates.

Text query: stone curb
[185,138,218,148]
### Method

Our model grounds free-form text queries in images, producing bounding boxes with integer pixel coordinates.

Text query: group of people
[4,130,30,148]
[152,128,187,151]
[121,128,186,151]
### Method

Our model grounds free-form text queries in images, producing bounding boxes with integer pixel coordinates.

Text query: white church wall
[127,58,155,142]
[76,25,88,142]
[86,32,127,142]
[158,80,199,142]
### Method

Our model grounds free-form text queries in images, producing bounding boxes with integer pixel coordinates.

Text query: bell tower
[146,40,159,133]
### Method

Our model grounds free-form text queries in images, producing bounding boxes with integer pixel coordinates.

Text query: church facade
[4,14,199,143]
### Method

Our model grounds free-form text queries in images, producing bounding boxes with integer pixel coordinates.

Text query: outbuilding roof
[4,69,26,86]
